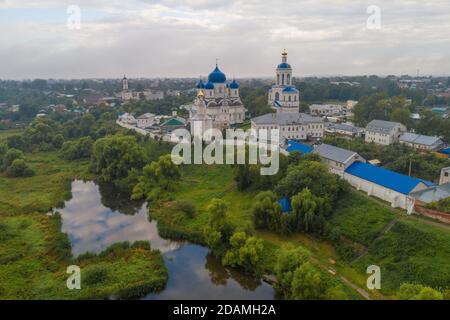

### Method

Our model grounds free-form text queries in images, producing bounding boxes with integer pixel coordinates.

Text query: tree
[61,136,94,160]
[222,232,264,274]
[291,188,318,232]
[131,154,181,201]
[290,262,325,300]
[2,148,23,170]
[274,244,311,292]
[390,108,411,127]
[90,135,146,190]
[398,283,443,300]
[251,191,281,230]
[6,159,35,177]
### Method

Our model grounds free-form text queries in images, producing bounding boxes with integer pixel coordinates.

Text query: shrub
[83,265,109,285]
[172,200,196,218]
[6,159,35,177]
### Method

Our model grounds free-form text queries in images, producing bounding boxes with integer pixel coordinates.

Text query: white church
[188,64,246,138]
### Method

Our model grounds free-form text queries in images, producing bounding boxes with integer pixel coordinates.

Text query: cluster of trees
[274,244,347,300]
[250,155,349,236]
[203,198,264,275]
[324,136,450,182]
[131,154,180,201]
[398,283,446,300]
[426,197,450,214]
[353,94,412,127]
[0,147,34,177]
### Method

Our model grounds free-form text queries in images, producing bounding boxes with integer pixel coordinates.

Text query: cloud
[0,0,449,79]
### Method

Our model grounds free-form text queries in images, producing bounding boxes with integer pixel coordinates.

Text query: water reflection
[146,244,274,300]
[58,180,274,299]
[58,180,180,256]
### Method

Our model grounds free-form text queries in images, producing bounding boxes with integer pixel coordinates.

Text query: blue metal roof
[440,147,450,156]
[286,140,313,154]
[205,81,214,89]
[278,197,292,213]
[345,162,434,195]
[196,79,205,89]
[208,65,227,83]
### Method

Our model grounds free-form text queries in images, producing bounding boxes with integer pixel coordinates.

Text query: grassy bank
[0,213,167,299]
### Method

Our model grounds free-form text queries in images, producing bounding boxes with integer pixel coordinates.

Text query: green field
[355,219,450,293]
[331,191,397,246]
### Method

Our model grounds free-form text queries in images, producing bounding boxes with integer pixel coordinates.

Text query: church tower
[122,75,129,91]
[268,49,300,114]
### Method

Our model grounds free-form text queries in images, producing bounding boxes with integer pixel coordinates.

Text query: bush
[6,159,35,177]
[83,265,109,285]
[2,148,23,169]
[172,200,196,218]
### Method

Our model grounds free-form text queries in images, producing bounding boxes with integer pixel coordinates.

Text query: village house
[365,120,407,145]
[399,132,445,151]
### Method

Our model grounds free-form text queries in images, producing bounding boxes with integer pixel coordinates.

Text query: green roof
[161,118,185,127]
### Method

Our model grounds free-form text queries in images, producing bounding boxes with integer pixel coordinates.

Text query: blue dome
[196,79,205,89]
[282,86,298,93]
[208,65,227,83]
[277,62,292,69]
[205,81,214,89]
[229,79,239,89]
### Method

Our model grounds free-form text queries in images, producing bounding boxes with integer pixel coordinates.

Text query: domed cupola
[229,79,239,89]
[277,62,291,69]
[196,79,205,89]
[205,81,214,90]
[208,64,227,83]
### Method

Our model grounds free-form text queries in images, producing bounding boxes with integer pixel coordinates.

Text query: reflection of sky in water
[59,180,274,299]
[59,181,180,256]
[146,244,274,300]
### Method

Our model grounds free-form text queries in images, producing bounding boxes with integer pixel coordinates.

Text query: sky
[0,0,449,79]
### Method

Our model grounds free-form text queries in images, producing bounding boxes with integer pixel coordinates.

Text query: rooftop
[286,140,313,154]
[278,197,292,213]
[399,132,442,146]
[345,161,434,195]
[252,112,322,126]
[314,143,358,164]
[366,120,403,134]
[410,183,450,203]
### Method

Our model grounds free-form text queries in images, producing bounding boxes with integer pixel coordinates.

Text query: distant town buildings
[136,113,156,128]
[121,75,164,101]
[365,120,407,145]
[440,167,450,185]
[309,104,342,117]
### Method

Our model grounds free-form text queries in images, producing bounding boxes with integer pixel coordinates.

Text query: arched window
[282,74,285,85]
[287,74,291,84]
[288,96,291,102]
[275,92,280,101]
[277,74,280,85]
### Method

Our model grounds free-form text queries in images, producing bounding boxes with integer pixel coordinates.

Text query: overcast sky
[0,0,449,79]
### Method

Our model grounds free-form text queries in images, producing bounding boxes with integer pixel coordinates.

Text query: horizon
[1,1,449,79]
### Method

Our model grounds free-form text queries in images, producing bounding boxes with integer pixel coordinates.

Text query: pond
[57,180,275,300]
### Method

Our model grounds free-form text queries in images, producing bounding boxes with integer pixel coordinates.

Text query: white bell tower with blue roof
[268,49,300,114]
